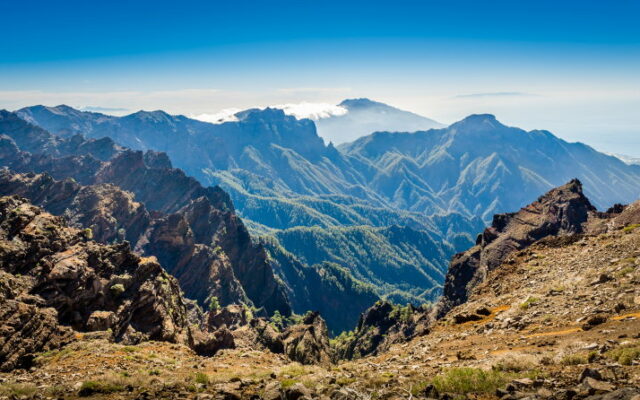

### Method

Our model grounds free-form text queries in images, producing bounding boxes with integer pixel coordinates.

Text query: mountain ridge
[14,103,640,323]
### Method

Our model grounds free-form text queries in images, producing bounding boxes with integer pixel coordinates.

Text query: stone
[581,377,615,394]
[579,368,603,382]
[284,383,311,400]
[86,311,116,331]
[582,315,608,330]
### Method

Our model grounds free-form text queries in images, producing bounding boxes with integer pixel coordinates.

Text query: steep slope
[435,179,597,317]
[262,238,380,335]
[314,98,443,144]
[273,225,452,304]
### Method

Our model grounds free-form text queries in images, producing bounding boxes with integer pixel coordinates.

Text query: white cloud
[276,102,348,120]
[191,108,242,124]
[191,102,349,123]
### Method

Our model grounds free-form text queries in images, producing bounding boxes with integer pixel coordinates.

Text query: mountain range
[12,99,640,332]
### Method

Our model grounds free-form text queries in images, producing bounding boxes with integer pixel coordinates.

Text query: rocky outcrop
[0,195,236,370]
[435,179,597,318]
[0,110,291,316]
[335,301,430,360]
[0,270,75,371]
[252,312,333,365]
[278,312,333,365]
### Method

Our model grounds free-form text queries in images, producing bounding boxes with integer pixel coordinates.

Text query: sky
[1,0,639,155]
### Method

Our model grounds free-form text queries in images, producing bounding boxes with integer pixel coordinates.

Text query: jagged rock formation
[0,110,291,316]
[435,179,597,318]
[252,312,333,365]
[0,269,75,371]
[334,301,430,359]
[0,169,288,315]
[0,196,209,370]
[278,312,333,365]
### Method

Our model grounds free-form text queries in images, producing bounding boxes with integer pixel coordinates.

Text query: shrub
[431,368,510,394]
[623,224,640,233]
[122,346,138,353]
[110,283,125,296]
[280,378,298,389]
[208,296,220,312]
[606,345,640,365]
[280,364,308,377]
[78,381,124,396]
[194,372,209,385]
[0,383,37,397]
[492,357,535,373]
[520,297,540,310]
[617,266,636,276]
[561,353,589,365]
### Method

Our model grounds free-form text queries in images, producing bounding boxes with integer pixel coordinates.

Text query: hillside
[273,224,452,304]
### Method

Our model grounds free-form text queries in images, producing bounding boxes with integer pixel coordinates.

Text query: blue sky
[1,0,639,154]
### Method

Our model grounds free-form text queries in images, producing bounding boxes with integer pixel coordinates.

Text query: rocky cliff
[0,196,201,370]
[435,179,597,318]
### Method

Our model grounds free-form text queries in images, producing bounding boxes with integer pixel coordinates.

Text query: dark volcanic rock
[336,301,430,360]
[279,311,333,365]
[0,195,236,369]
[435,179,596,318]
[252,312,332,364]
[0,270,75,371]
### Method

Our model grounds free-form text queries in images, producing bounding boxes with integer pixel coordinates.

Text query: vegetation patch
[520,297,541,310]
[280,378,298,389]
[194,372,209,385]
[617,265,636,276]
[560,351,597,365]
[622,224,640,233]
[606,344,640,365]
[78,380,125,396]
[280,364,310,377]
[430,367,511,394]
[0,383,37,397]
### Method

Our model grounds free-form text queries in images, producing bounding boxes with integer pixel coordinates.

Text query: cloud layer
[276,102,348,120]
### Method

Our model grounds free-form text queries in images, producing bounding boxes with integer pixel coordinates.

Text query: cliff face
[0,110,290,316]
[0,196,197,370]
[435,179,597,317]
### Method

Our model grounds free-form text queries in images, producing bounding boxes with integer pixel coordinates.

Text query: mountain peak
[235,107,287,122]
[52,104,77,111]
[126,110,173,122]
[338,98,386,109]
[451,114,504,131]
